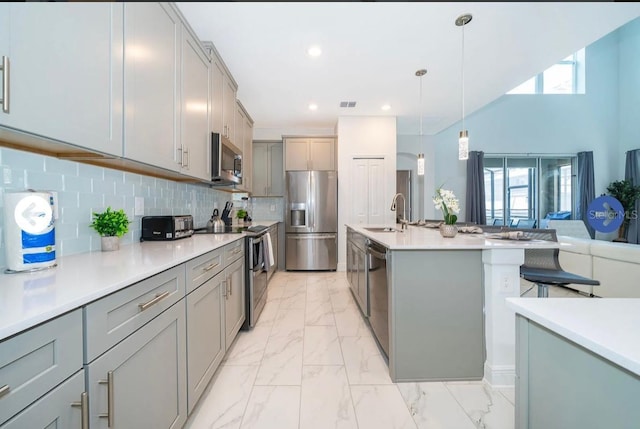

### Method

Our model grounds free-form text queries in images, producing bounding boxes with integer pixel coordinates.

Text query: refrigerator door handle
[288,234,336,240]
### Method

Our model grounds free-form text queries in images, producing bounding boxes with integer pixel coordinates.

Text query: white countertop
[0,233,246,341]
[506,298,640,376]
[346,224,561,250]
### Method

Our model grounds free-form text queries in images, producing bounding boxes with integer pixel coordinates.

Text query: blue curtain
[465,151,486,225]
[576,151,595,239]
[625,149,640,244]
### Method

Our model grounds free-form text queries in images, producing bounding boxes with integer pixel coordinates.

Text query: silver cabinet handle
[233,248,242,254]
[204,261,220,272]
[0,384,9,398]
[228,275,232,296]
[222,280,228,299]
[138,291,170,311]
[176,147,183,165]
[71,391,89,429]
[98,371,114,427]
[183,147,189,168]
[1,56,9,113]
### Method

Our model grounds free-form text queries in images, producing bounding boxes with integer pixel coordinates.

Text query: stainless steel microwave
[211,132,242,185]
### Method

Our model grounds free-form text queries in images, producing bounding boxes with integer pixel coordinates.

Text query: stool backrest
[519,228,562,271]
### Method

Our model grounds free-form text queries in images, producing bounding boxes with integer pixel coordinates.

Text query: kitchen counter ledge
[347,224,562,250]
[0,233,245,341]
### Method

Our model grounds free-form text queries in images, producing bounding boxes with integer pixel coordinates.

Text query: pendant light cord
[461,22,465,132]
[419,74,424,137]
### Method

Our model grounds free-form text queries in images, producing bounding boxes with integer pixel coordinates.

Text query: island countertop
[507,298,640,377]
[346,224,561,250]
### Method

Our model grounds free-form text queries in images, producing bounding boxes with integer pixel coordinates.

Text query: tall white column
[482,248,524,387]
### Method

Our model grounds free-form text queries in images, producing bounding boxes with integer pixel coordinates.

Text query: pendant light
[456,13,472,161]
[416,68,427,176]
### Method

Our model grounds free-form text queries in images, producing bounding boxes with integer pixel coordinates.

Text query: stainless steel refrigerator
[285,171,337,270]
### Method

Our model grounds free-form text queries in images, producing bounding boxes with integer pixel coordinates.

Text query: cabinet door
[210,56,224,135]
[123,2,181,172]
[180,28,210,180]
[309,138,335,170]
[269,143,284,196]
[252,143,269,196]
[88,302,187,429]
[0,3,123,156]
[224,257,245,347]
[186,271,225,414]
[1,370,86,429]
[285,138,309,171]
[222,77,237,143]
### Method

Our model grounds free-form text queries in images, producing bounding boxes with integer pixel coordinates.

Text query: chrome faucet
[390,193,408,230]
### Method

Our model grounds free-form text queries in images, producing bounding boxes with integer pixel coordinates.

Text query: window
[485,156,576,227]
[507,49,585,95]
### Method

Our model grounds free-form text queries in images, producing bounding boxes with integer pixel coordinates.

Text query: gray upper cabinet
[0,3,124,157]
[284,137,335,171]
[123,2,181,172]
[180,24,210,181]
[253,142,284,197]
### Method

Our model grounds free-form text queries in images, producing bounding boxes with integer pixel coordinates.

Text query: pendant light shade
[456,13,472,161]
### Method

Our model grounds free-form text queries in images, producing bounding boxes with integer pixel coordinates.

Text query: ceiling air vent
[339,101,357,108]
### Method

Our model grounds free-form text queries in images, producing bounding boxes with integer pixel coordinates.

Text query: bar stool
[518,229,599,297]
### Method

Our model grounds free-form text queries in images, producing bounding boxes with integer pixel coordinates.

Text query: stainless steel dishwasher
[367,240,389,358]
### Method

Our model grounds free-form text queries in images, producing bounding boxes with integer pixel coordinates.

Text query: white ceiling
[177,2,640,136]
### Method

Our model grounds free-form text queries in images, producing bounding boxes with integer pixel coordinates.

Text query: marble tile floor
[185,271,588,429]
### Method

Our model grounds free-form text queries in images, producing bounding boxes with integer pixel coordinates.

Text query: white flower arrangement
[433,188,460,225]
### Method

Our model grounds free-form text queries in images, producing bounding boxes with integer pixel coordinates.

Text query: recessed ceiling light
[381,104,391,111]
[308,103,318,111]
[306,46,322,57]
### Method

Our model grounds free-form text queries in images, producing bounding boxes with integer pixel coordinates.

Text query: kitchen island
[507,298,640,428]
[345,224,560,387]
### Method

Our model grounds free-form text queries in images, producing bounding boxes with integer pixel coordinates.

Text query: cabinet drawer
[1,369,85,429]
[186,248,224,294]
[224,239,244,265]
[85,265,186,363]
[0,309,83,426]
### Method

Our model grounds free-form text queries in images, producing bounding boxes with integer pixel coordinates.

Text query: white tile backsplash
[0,147,233,269]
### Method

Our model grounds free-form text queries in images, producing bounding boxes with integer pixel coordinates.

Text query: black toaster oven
[141,215,194,241]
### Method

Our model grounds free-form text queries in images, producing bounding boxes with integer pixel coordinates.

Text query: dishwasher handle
[367,246,387,260]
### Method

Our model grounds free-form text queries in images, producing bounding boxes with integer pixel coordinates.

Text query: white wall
[337,116,397,270]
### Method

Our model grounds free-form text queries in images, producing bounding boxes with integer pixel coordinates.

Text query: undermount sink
[364,227,402,233]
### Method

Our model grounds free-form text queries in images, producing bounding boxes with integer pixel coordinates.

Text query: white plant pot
[101,236,120,252]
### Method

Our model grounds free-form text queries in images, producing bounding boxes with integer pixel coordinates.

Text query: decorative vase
[439,224,458,238]
[101,236,120,252]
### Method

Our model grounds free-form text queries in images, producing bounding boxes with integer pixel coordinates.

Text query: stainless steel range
[194,223,270,330]
[242,225,269,330]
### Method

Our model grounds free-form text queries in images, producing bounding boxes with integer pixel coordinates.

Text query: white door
[351,157,385,224]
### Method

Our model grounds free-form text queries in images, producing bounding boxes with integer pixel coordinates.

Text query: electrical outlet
[500,274,513,293]
[3,168,11,184]
[134,197,145,216]
[270,204,276,212]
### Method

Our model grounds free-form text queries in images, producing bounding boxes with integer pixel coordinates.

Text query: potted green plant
[236,208,248,225]
[606,180,640,242]
[89,207,131,251]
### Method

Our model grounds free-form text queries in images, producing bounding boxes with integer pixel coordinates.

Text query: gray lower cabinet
[267,224,278,283]
[515,316,640,429]
[0,309,83,426]
[346,228,367,316]
[388,249,484,382]
[87,301,187,429]
[185,269,225,414]
[224,257,245,347]
[0,370,86,429]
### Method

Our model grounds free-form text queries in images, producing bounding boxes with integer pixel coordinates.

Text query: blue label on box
[23,250,56,264]
[21,229,55,249]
